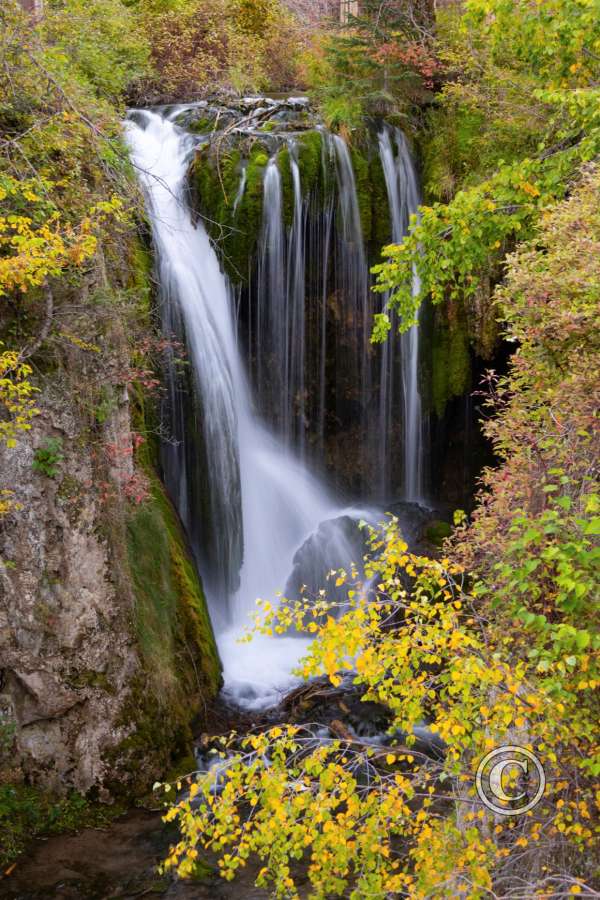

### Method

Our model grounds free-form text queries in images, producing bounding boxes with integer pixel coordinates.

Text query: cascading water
[256,158,286,431]
[378,126,425,502]
[287,145,307,455]
[125,108,369,709]
[250,130,376,488]
[254,147,307,451]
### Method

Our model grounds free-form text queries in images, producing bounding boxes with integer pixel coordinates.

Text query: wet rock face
[284,515,369,604]
[0,318,220,798]
[0,395,140,798]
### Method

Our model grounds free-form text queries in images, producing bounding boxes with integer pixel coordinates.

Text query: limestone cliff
[0,252,221,801]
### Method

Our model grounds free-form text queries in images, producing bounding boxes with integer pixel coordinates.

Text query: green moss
[297,131,323,196]
[193,142,269,284]
[0,784,124,867]
[186,116,216,134]
[424,520,453,546]
[252,150,269,167]
[163,751,198,786]
[276,132,324,227]
[276,144,294,226]
[430,303,471,417]
[349,144,372,243]
[104,464,220,795]
[127,238,153,317]
[369,151,392,251]
[126,469,221,703]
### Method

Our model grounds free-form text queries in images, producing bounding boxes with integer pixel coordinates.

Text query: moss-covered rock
[104,377,222,796]
[369,150,392,252]
[424,519,453,547]
[349,144,372,243]
[296,131,323,197]
[430,301,471,418]
[101,467,221,798]
[126,469,221,701]
[192,141,269,284]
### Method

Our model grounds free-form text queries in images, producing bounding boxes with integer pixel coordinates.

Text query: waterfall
[330,134,371,472]
[257,158,286,432]
[125,108,369,709]
[125,110,243,606]
[378,127,424,502]
[255,147,307,450]
[287,145,307,454]
[250,131,379,487]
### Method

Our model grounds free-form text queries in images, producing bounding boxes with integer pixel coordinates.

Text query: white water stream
[378,127,424,503]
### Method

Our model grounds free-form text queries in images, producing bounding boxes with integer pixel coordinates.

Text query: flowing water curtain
[256,157,286,434]
[330,134,372,484]
[229,123,425,501]
[377,126,425,502]
[253,144,308,452]
[249,128,411,496]
[126,110,244,620]
[127,109,381,709]
[287,143,307,454]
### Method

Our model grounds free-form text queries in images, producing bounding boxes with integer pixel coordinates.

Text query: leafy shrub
[42,0,151,101]
[132,0,303,102]
[32,438,64,478]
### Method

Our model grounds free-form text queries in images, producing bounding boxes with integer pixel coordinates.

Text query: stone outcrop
[0,271,221,800]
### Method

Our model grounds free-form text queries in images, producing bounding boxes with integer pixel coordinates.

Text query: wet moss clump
[349,144,372,243]
[430,302,471,418]
[277,131,324,227]
[192,142,269,284]
[369,150,392,252]
[126,467,221,703]
[185,116,216,134]
[277,143,294,226]
[105,464,221,796]
[297,131,323,197]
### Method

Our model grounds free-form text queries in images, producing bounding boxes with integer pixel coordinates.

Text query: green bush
[32,438,64,479]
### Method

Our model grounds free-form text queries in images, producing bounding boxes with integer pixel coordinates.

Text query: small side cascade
[287,143,307,454]
[329,133,372,484]
[377,126,425,502]
[256,157,286,431]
